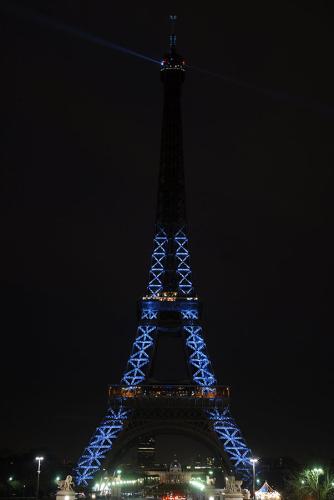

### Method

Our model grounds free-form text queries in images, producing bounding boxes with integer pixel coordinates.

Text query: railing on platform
[108,384,229,409]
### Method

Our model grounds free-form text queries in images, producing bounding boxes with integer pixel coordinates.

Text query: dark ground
[0,1,333,465]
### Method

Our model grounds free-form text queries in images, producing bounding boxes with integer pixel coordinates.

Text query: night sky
[1,1,333,465]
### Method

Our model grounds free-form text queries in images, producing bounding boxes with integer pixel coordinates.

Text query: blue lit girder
[148,226,168,296]
[147,226,194,297]
[208,407,252,482]
[75,408,128,486]
[181,309,216,388]
[175,228,194,295]
[121,325,156,387]
[184,325,216,388]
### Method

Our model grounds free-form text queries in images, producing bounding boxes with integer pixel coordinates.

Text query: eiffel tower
[75,18,252,487]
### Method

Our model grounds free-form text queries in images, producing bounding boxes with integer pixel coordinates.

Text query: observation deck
[108,384,229,410]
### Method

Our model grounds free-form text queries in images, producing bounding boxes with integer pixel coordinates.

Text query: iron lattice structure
[75,26,252,487]
[76,408,128,484]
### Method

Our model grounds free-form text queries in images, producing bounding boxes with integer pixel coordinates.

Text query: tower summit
[74,19,253,487]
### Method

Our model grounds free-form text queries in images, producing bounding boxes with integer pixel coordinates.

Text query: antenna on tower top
[169,15,177,50]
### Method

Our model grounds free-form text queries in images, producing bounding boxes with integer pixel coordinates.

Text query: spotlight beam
[2,2,332,115]
[1,2,160,65]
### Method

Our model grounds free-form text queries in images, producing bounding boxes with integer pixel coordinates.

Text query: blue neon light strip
[184,324,216,388]
[175,228,194,295]
[121,325,156,387]
[181,309,198,320]
[141,309,158,320]
[148,227,168,296]
[147,226,194,297]
[208,407,252,483]
[75,407,128,486]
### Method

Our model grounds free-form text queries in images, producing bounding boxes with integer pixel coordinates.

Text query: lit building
[137,436,156,466]
[146,459,191,484]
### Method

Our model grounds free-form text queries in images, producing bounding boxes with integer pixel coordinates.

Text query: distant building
[137,436,156,466]
[145,459,216,486]
[146,460,191,485]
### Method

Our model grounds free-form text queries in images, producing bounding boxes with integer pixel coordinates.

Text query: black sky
[1,1,333,465]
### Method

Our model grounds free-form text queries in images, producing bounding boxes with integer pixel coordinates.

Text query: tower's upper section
[160,14,186,85]
[156,16,186,229]
[160,49,185,84]
[147,16,194,298]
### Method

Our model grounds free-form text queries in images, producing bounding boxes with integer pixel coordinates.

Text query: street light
[250,458,258,499]
[35,456,44,500]
[311,468,324,500]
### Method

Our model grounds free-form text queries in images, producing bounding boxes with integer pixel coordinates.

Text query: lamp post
[250,458,258,499]
[35,456,44,500]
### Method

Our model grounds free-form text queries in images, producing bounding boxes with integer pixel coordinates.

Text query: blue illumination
[121,326,156,387]
[141,309,158,320]
[75,407,128,486]
[169,34,176,47]
[147,226,193,297]
[175,228,194,295]
[181,309,198,320]
[169,15,177,49]
[148,226,168,296]
[75,211,252,486]
[208,407,252,483]
[184,325,216,388]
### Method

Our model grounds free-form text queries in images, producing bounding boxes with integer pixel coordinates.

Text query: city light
[250,458,259,500]
[93,478,144,493]
[189,479,205,491]
[35,456,44,500]
[9,477,13,481]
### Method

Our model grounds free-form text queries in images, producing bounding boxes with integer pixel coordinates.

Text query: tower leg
[75,407,128,486]
[208,407,252,484]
